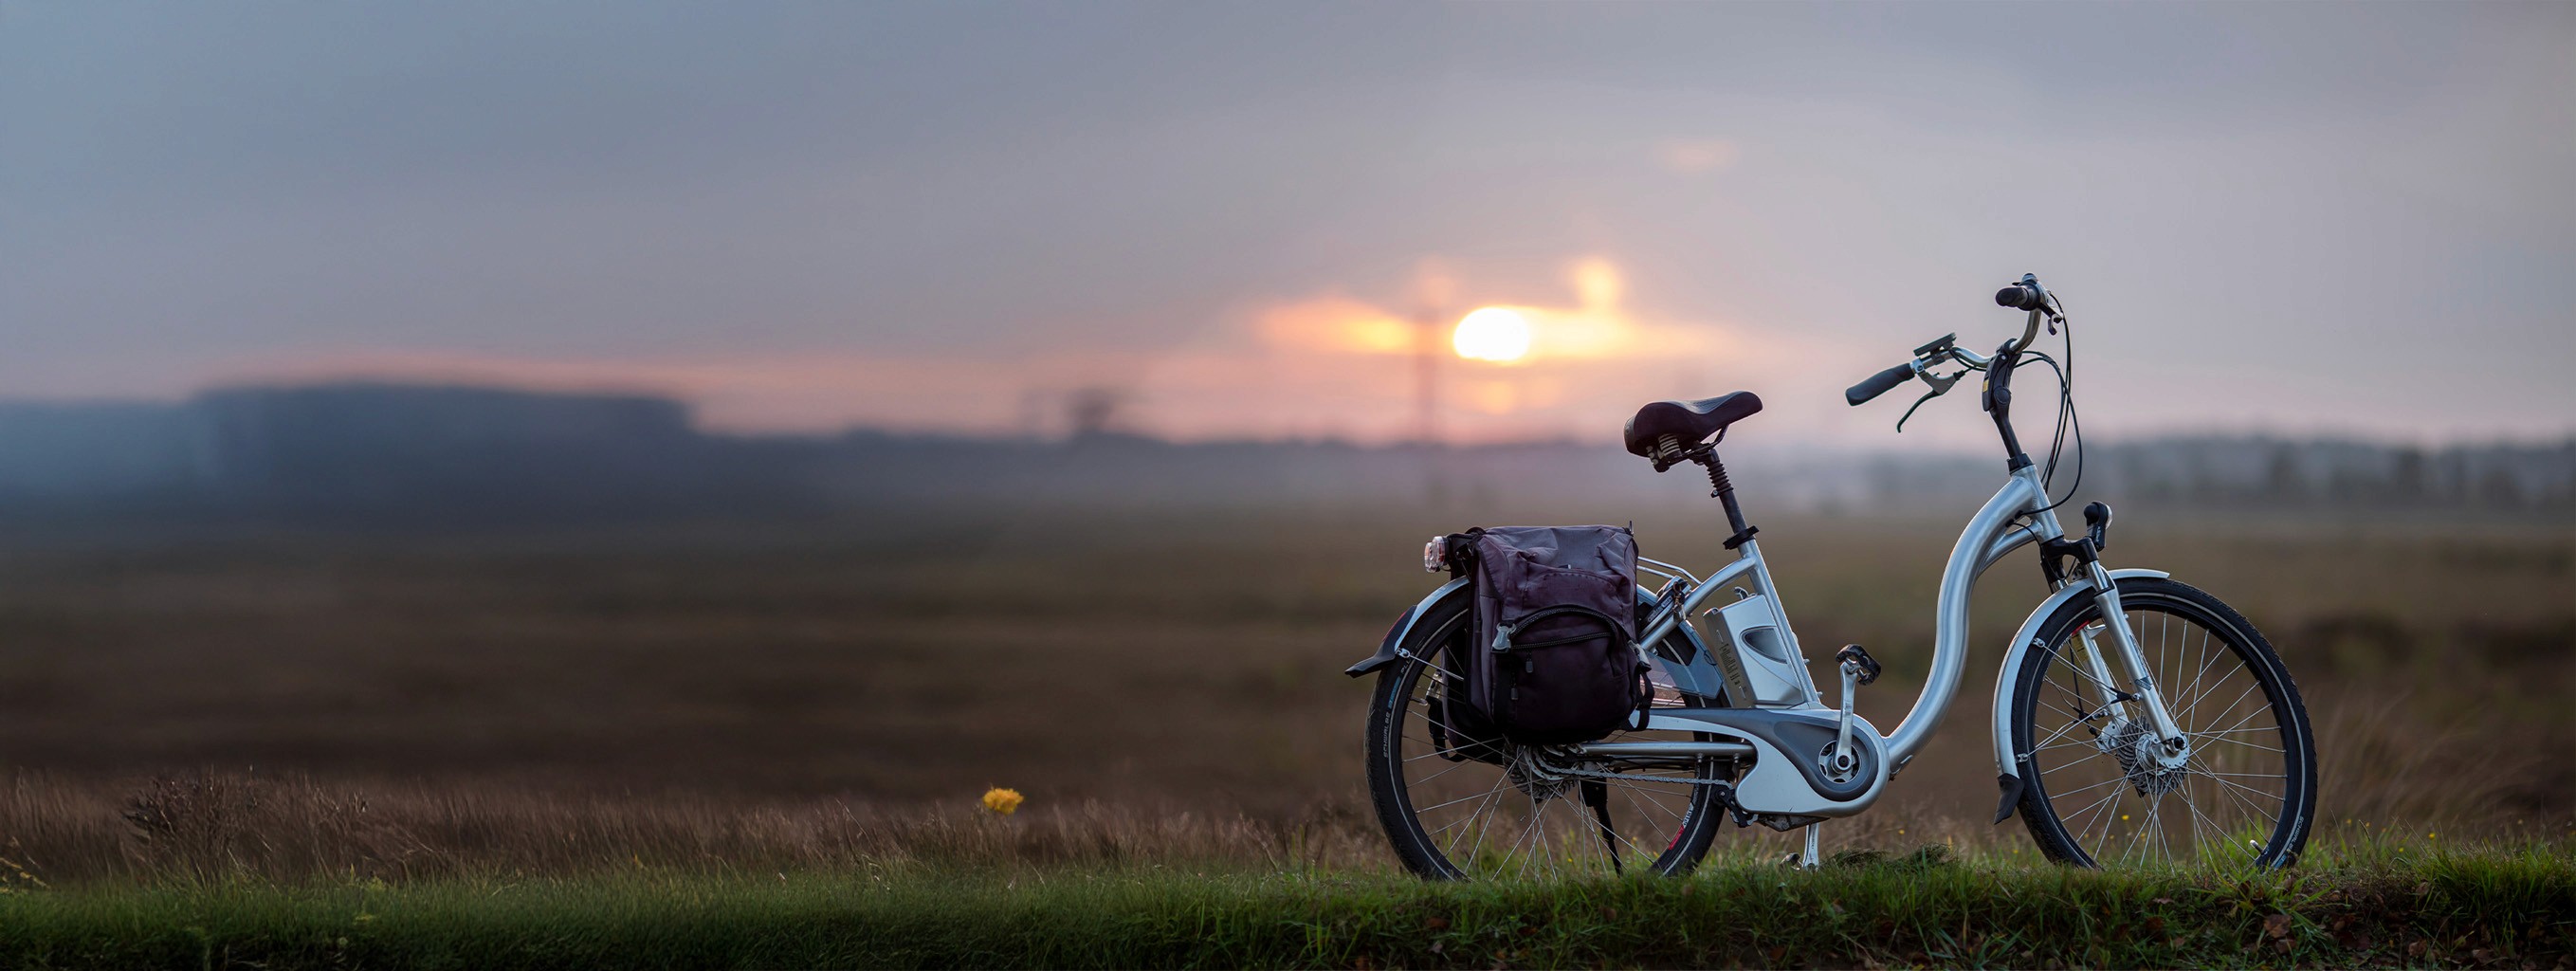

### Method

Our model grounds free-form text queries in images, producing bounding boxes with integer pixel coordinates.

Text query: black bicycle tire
[2008,577,2317,868]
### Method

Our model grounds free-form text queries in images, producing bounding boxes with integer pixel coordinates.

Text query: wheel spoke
[1376,634,1732,881]
[1454,784,1509,865]
[2184,664,2258,731]
[1428,779,1508,836]
[2015,594,2303,870]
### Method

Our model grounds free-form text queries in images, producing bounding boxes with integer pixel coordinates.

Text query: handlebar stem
[2008,309,2044,354]
[1982,339,2034,471]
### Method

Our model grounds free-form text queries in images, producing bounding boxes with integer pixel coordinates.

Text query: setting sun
[1452,307,1532,362]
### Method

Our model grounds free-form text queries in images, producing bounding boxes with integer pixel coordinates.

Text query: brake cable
[2023,299,2085,515]
[1892,364,1967,432]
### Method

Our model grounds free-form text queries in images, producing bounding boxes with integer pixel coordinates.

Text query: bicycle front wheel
[2008,577,2317,868]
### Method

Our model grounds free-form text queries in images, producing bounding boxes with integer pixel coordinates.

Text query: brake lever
[1893,368,1965,432]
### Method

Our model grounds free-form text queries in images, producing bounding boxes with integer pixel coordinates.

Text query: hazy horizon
[5,3,2569,450]
[5,377,2574,455]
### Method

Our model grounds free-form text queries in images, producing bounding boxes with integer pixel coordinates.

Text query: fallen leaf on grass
[1423,916,1449,931]
[2265,913,2293,940]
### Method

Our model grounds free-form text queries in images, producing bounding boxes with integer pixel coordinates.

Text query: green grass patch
[1,846,2569,969]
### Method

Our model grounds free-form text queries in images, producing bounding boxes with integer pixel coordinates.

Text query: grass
[0,843,2568,969]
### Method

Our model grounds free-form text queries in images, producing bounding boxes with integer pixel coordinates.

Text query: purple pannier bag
[1458,525,1651,746]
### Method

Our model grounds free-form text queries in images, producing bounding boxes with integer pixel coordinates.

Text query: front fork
[2076,560,2188,759]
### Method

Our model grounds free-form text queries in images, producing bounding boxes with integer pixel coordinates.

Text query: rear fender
[1344,577,1471,677]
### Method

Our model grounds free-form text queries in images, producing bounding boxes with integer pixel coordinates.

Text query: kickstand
[1801,822,1822,869]
[1579,779,1621,873]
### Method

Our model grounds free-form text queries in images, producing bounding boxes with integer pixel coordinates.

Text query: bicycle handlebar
[1844,361,1917,406]
[1847,273,2056,411]
[1995,281,2047,312]
[1999,273,2052,355]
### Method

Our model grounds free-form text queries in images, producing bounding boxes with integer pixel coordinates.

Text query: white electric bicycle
[1349,274,2316,877]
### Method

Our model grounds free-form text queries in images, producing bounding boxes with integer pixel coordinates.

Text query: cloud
[1,5,2564,448]
[1254,296,1421,356]
[1655,138,1740,174]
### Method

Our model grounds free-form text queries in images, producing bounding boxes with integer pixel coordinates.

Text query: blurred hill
[0,383,2566,528]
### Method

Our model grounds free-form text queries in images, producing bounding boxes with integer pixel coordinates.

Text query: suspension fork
[2069,624,2125,717]
[2082,560,2185,747]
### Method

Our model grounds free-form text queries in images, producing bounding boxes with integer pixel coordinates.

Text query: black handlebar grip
[1996,284,2044,311]
[1845,361,1916,406]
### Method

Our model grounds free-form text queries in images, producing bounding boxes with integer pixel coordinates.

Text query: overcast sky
[3,3,2568,448]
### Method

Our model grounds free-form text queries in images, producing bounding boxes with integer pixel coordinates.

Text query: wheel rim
[2024,595,2301,867]
[1383,614,1723,879]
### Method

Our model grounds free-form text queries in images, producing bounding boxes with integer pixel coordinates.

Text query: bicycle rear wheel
[2008,577,2317,868]
[1363,588,1732,880]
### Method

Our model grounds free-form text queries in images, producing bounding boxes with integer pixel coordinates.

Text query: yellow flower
[982,787,1025,815]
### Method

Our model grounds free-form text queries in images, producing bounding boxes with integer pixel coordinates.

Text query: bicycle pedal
[1836,644,1882,686]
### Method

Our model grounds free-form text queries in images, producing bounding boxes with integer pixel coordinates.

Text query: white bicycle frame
[1625,461,2179,792]
[1355,465,2183,832]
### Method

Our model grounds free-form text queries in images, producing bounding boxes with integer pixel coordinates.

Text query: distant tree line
[2095,437,2570,511]
[0,385,2564,527]
[1862,436,2572,514]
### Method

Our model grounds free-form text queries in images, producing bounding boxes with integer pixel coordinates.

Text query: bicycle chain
[1526,758,1737,788]
[1525,760,1765,828]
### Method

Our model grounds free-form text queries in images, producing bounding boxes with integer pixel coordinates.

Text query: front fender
[1344,577,1471,677]
[1990,568,2170,815]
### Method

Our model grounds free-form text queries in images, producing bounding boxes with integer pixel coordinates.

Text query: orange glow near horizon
[209,256,1723,441]
[1452,306,1532,362]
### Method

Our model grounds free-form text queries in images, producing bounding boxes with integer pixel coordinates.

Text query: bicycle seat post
[1695,449,1759,552]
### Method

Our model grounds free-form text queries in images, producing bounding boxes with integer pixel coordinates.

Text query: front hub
[2102,719,2188,796]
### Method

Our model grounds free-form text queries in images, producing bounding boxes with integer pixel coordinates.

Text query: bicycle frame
[1632,467,2071,765]
[1347,463,2183,826]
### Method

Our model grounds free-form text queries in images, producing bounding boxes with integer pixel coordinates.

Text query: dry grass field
[0,504,2566,885]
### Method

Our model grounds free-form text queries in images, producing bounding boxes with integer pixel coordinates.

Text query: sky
[3,3,2569,450]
